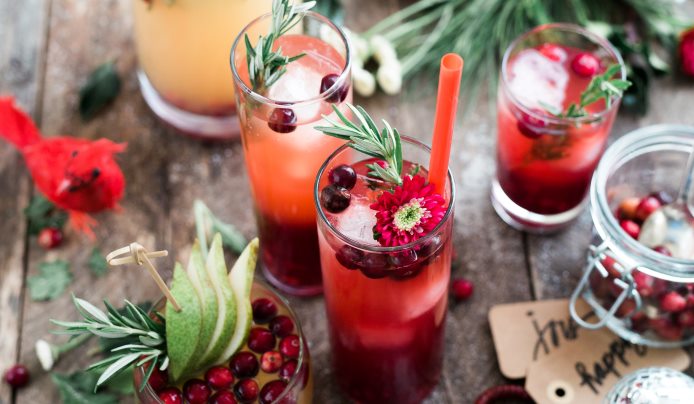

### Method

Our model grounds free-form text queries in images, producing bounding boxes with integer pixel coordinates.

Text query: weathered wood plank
[14,0,172,402]
[0,0,50,403]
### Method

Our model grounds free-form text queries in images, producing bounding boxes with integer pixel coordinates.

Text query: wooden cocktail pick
[106,242,181,312]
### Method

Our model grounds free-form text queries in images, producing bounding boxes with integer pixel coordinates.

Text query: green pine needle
[316,104,404,185]
[245,0,316,93]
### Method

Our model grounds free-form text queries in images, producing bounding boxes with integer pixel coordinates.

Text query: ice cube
[267,60,322,122]
[508,49,568,111]
[334,198,378,245]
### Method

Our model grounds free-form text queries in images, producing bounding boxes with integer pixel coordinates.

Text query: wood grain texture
[14,1,171,403]
[0,0,50,403]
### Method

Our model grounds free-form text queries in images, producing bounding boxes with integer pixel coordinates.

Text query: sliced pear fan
[199,234,237,366]
[217,238,258,363]
[185,241,219,369]
[165,263,203,382]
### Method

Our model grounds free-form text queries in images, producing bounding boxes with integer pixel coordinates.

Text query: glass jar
[570,125,694,347]
[133,282,312,403]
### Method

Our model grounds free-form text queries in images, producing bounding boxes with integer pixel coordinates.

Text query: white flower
[345,28,371,64]
[35,339,57,371]
[370,35,397,64]
[319,24,343,51]
[353,67,376,97]
[377,60,403,95]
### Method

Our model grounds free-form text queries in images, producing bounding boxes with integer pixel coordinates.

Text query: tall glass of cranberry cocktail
[493,24,626,233]
[230,7,351,296]
[315,136,455,404]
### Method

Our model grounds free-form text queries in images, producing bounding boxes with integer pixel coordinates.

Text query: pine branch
[315,104,404,185]
[245,0,316,93]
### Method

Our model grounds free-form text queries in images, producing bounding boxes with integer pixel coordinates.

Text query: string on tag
[106,243,182,312]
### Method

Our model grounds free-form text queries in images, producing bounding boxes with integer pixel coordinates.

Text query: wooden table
[1,1,693,403]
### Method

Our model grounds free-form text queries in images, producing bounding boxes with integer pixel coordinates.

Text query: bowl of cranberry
[134,282,312,404]
[569,125,694,347]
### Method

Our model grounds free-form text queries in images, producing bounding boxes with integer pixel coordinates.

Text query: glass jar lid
[604,367,694,403]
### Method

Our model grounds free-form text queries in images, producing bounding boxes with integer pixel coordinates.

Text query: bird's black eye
[92,168,101,178]
[71,150,78,157]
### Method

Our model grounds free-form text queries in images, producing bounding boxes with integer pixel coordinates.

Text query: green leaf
[28,261,72,301]
[88,249,108,277]
[79,61,121,121]
[51,372,119,404]
[24,195,68,236]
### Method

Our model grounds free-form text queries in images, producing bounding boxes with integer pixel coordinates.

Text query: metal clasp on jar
[570,242,643,329]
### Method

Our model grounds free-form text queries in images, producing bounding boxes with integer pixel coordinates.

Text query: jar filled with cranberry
[570,125,694,347]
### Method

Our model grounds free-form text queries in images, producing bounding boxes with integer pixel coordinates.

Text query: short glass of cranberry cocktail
[314,118,455,403]
[493,23,627,233]
[230,1,352,296]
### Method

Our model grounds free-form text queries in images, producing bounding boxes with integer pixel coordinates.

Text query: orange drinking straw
[428,53,464,195]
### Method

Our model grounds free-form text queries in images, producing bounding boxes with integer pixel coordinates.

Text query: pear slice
[217,238,259,363]
[199,233,237,366]
[165,263,203,382]
[185,241,219,369]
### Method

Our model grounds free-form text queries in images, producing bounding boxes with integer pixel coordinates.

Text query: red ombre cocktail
[315,138,454,404]
[231,10,351,296]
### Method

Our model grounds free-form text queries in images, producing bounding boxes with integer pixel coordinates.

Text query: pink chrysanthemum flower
[370,175,447,247]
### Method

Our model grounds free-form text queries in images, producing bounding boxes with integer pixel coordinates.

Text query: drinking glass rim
[230,10,352,108]
[135,281,309,403]
[500,22,626,126]
[591,125,694,276]
[314,136,456,253]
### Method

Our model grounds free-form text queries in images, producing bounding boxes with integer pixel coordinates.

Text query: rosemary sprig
[544,64,632,118]
[51,295,167,392]
[316,104,404,185]
[245,0,316,93]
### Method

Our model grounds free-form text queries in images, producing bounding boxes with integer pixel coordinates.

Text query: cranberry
[687,294,694,309]
[3,364,29,388]
[516,108,547,139]
[362,252,388,270]
[660,291,687,313]
[538,43,563,61]
[210,390,239,404]
[619,219,640,239]
[335,245,364,270]
[269,315,294,338]
[279,335,301,359]
[649,190,673,205]
[328,164,357,190]
[650,318,683,341]
[320,74,349,103]
[360,265,388,279]
[616,197,640,221]
[600,256,622,278]
[653,245,672,256]
[158,387,183,404]
[678,310,694,327]
[268,108,297,133]
[146,363,169,392]
[633,271,655,297]
[260,351,283,373]
[252,298,278,324]
[234,379,259,402]
[205,366,235,390]
[635,196,661,222]
[390,264,424,280]
[278,360,298,381]
[631,312,650,332]
[615,298,637,318]
[321,184,351,213]
[183,379,211,404]
[248,327,276,354]
[571,52,601,77]
[38,227,63,249]
[259,379,289,404]
[388,249,418,267]
[451,278,474,301]
[230,352,259,378]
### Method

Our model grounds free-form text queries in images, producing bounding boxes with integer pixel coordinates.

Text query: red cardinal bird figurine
[0,96,126,237]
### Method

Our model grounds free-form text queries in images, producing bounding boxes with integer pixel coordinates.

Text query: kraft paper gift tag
[525,329,690,403]
[489,299,595,379]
